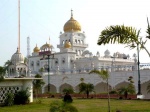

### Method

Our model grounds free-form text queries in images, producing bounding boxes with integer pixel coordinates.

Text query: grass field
[0,98,150,112]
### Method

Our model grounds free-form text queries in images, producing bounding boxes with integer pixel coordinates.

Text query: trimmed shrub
[14,89,30,105]
[63,93,73,103]
[4,93,14,106]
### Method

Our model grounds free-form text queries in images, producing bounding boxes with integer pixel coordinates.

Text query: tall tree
[33,74,45,99]
[89,70,110,112]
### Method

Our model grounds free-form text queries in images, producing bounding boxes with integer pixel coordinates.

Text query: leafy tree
[63,88,74,94]
[24,57,28,64]
[33,74,45,99]
[97,23,150,57]
[0,66,5,81]
[50,100,78,112]
[4,60,12,71]
[118,76,135,99]
[89,70,110,112]
[78,82,94,98]
[4,93,14,106]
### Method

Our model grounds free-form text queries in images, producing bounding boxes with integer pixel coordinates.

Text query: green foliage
[14,89,30,105]
[98,25,138,45]
[78,82,94,98]
[63,88,74,94]
[118,76,135,99]
[89,70,109,80]
[109,90,118,94]
[4,93,14,106]
[4,60,12,71]
[49,100,78,112]
[0,66,5,82]
[33,74,45,98]
[146,17,150,39]
[1,98,150,112]
[24,57,28,64]
[63,93,73,103]
[97,24,150,57]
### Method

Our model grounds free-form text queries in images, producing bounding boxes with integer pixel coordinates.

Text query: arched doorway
[95,82,112,93]
[59,83,73,94]
[115,81,129,89]
[141,80,150,99]
[44,84,56,93]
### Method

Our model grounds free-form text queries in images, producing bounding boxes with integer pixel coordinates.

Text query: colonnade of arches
[43,81,150,99]
[43,82,129,93]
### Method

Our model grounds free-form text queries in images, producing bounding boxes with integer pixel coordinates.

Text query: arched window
[55,58,58,64]
[78,40,80,44]
[31,61,34,66]
[75,39,77,44]
[62,40,65,44]
[62,58,65,64]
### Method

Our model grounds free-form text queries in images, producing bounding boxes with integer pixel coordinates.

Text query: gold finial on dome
[64,41,72,48]
[63,10,81,32]
[33,44,40,53]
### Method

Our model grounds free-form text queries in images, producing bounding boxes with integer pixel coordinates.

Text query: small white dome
[11,48,24,65]
[104,49,110,56]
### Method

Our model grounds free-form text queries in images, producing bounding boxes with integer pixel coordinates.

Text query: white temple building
[27,10,150,98]
[4,10,150,100]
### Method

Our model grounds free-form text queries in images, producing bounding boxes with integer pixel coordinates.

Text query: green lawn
[0,98,150,112]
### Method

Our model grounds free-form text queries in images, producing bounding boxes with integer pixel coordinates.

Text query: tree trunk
[86,91,89,99]
[107,78,111,112]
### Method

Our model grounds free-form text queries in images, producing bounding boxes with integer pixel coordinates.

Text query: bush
[109,90,118,94]
[4,93,14,106]
[63,93,73,103]
[63,88,74,94]
[50,100,78,112]
[14,89,30,105]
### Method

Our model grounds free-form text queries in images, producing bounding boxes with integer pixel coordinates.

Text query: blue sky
[0,0,150,66]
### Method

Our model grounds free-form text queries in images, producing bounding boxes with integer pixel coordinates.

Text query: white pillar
[56,87,59,93]
[23,80,33,103]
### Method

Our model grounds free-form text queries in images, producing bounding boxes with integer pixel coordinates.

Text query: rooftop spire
[18,0,20,53]
[71,9,73,18]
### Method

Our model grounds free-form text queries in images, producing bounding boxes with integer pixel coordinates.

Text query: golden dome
[33,44,40,53]
[63,10,81,32]
[64,41,72,48]
[40,42,53,51]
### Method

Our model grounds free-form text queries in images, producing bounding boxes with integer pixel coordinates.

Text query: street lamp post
[137,43,142,95]
[47,53,54,93]
[47,54,50,92]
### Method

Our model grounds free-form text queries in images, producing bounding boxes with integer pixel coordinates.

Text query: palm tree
[118,76,135,99]
[78,82,94,98]
[97,24,150,57]
[33,74,45,99]
[118,86,135,99]
[89,70,110,112]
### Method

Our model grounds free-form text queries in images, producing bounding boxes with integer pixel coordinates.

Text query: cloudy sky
[0,0,150,66]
